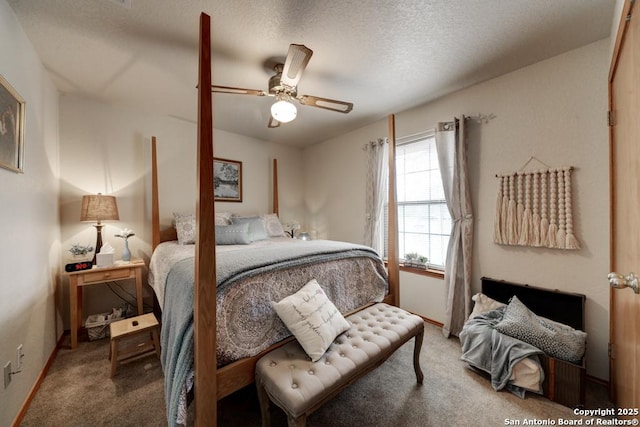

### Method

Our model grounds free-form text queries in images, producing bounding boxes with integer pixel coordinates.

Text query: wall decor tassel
[531,171,541,246]
[564,168,581,249]
[501,176,509,243]
[555,168,567,249]
[547,169,558,248]
[518,173,533,245]
[516,174,525,235]
[507,175,518,245]
[494,162,579,250]
[539,170,549,246]
[493,175,504,244]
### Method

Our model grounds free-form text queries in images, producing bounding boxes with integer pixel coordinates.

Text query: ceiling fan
[211,44,354,128]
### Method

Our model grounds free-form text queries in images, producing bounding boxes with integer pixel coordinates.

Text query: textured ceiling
[8,0,614,147]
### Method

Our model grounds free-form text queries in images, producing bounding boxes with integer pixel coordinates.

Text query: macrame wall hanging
[493,157,580,250]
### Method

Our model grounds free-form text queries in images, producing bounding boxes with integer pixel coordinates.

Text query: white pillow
[468,293,506,320]
[272,279,350,362]
[215,212,232,225]
[173,213,196,245]
[261,213,286,237]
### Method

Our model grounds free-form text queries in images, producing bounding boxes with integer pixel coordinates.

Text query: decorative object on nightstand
[65,243,94,272]
[115,228,135,262]
[80,193,119,265]
[282,220,300,238]
[297,232,311,241]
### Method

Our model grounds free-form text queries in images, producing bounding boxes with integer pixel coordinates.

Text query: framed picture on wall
[214,157,242,202]
[0,74,25,173]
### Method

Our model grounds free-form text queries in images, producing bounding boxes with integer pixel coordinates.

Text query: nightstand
[68,259,145,349]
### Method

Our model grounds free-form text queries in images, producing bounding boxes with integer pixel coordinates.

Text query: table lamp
[80,193,119,264]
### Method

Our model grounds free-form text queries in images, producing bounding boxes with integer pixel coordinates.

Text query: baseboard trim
[11,333,65,427]
[586,374,609,389]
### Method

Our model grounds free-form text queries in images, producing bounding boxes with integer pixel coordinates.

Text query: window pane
[382,132,452,271]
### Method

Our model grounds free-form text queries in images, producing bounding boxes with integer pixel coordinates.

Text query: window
[383,131,452,270]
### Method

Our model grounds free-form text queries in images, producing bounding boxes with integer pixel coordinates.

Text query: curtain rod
[465,113,496,124]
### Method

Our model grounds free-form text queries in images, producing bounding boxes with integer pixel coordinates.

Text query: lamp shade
[80,193,119,223]
[271,100,297,123]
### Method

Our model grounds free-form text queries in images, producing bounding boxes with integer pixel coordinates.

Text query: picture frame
[214,157,242,202]
[0,74,25,173]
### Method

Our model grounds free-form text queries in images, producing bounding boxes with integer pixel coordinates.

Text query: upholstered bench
[255,303,425,427]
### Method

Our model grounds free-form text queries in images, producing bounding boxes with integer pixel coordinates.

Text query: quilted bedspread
[158,239,388,425]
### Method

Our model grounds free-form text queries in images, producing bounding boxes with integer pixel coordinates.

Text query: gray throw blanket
[160,240,384,426]
[459,307,544,398]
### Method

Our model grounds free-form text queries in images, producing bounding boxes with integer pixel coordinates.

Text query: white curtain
[364,138,388,255]
[435,118,474,338]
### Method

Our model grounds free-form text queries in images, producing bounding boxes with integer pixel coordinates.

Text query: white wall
[0,1,60,425]
[304,39,611,381]
[58,94,305,321]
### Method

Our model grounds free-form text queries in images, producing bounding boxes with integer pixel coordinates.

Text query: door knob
[608,272,639,294]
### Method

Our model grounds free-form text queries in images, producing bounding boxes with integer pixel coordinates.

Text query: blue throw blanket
[160,240,384,425]
[459,307,544,398]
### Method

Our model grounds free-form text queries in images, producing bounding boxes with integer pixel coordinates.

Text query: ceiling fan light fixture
[271,99,297,123]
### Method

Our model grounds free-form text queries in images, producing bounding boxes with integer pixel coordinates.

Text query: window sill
[385,261,445,279]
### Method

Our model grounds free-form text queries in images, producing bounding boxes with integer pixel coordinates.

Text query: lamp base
[91,223,104,265]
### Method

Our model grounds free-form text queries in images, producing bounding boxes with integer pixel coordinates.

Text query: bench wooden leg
[256,379,271,427]
[287,414,306,427]
[413,326,424,384]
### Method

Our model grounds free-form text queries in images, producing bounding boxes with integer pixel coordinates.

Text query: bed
[153,15,401,425]
[460,277,587,408]
[150,151,394,424]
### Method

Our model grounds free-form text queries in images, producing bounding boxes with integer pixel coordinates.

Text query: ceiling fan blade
[268,116,281,128]
[297,95,353,114]
[212,85,268,96]
[280,44,313,89]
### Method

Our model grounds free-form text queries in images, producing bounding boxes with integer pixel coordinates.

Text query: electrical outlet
[16,344,24,370]
[4,361,11,388]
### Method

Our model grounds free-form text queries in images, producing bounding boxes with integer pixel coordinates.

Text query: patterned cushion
[173,213,195,245]
[494,296,587,363]
[230,216,268,241]
[261,213,286,237]
[215,223,250,245]
[272,279,350,362]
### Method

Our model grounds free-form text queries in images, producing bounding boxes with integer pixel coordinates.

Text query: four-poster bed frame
[149,13,399,424]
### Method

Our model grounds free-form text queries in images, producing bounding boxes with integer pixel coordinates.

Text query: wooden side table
[68,259,145,349]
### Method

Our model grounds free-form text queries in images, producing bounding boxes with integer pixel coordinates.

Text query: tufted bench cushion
[255,303,425,427]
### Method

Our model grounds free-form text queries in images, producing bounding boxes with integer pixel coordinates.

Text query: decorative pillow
[215,223,250,245]
[261,213,286,237]
[173,213,196,245]
[494,296,587,363]
[215,212,232,225]
[272,279,351,362]
[467,292,506,320]
[468,293,506,320]
[230,216,268,242]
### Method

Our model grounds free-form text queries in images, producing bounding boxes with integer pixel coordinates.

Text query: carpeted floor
[20,322,614,426]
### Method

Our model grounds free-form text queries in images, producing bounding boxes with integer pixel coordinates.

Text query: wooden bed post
[195,12,217,426]
[151,136,160,251]
[387,114,400,306]
[273,158,279,216]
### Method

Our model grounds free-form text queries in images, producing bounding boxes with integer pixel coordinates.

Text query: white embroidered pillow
[173,213,196,245]
[261,213,286,237]
[272,279,350,362]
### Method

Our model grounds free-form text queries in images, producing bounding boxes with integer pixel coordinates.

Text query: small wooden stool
[109,313,161,377]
